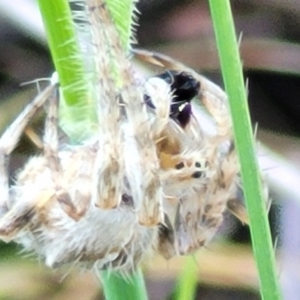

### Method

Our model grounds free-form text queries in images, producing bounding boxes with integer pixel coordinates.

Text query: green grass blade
[106,0,138,51]
[37,0,88,107]
[37,0,93,142]
[208,1,282,299]
[174,257,198,300]
[100,269,148,300]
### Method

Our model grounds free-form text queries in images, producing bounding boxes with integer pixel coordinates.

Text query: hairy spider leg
[0,84,56,240]
[43,87,90,220]
[89,1,164,226]
[87,1,125,210]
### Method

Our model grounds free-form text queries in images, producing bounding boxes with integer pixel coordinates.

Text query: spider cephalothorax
[0,2,254,273]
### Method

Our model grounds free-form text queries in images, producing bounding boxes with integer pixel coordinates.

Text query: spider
[0,2,252,273]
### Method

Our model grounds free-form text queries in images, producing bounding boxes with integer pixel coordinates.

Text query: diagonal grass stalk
[37,0,93,142]
[174,256,198,300]
[37,0,148,299]
[37,0,88,107]
[208,1,282,299]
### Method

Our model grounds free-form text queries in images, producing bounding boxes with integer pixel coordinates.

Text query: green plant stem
[37,0,87,107]
[174,257,198,300]
[208,1,282,300]
[106,0,137,51]
[100,269,148,300]
[38,0,93,142]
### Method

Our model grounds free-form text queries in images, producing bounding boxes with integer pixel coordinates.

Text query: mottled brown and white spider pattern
[0,1,251,273]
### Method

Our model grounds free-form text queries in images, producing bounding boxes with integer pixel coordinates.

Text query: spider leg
[156,213,176,259]
[0,84,55,216]
[43,87,89,220]
[87,2,124,210]
[104,2,164,226]
[0,85,56,240]
[227,198,249,224]
[87,3,163,225]
[0,189,54,242]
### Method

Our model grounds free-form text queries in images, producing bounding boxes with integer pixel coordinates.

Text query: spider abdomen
[12,145,158,272]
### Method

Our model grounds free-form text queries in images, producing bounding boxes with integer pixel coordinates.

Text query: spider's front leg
[87,3,125,210]
[0,84,55,239]
[88,3,164,226]
[43,88,90,220]
[195,76,253,224]
[132,77,173,226]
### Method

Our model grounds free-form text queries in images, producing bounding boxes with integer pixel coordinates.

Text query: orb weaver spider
[0,2,255,273]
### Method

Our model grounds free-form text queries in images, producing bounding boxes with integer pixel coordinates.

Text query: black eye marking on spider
[121,193,134,206]
[175,162,185,170]
[145,70,200,127]
[192,171,202,179]
[195,162,201,168]
[173,102,192,129]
